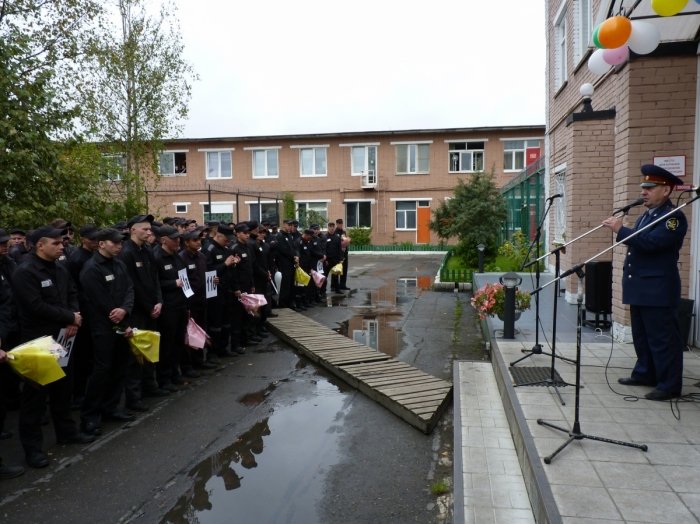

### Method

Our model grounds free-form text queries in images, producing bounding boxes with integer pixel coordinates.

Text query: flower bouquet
[471,282,531,320]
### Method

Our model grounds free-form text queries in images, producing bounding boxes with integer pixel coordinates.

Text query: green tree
[282,192,296,221]
[78,0,197,217]
[430,171,506,267]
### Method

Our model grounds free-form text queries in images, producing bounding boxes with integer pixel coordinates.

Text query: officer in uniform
[274,220,299,310]
[603,164,688,401]
[230,223,257,350]
[11,226,94,468]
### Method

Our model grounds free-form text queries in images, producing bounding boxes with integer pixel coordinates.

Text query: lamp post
[476,243,485,273]
[499,272,522,339]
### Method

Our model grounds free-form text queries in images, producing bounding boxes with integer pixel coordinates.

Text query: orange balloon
[598,16,632,49]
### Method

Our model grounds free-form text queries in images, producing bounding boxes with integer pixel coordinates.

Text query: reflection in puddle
[160,378,346,524]
[237,382,279,406]
[335,277,429,357]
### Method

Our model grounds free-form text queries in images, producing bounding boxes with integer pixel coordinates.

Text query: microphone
[546,194,562,201]
[614,198,644,214]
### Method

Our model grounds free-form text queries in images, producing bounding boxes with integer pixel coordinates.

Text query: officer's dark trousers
[278,265,296,308]
[630,305,683,394]
[70,321,93,402]
[20,376,77,454]
[188,302,207,364]
[82,331,129,423]
[125,314,159,401]
[157,305,188,385]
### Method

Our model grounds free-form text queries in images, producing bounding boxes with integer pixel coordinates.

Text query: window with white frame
[395,201,417,230]
[174,203,189,214]
[252,149,279,178]
[448,142,484,172]
[159,151,187,176]
[396,144,430,174]
[102,153,126,181]
[249,202,279,224]
[202,202,234,223]
[346,201,372,228]
[503,140,541,171]
[573,0,591,64]
[554,5,568,89]
[299,147,327,177]
[296,201,328,226]
[351,145,378,176]
[205,151,232,179]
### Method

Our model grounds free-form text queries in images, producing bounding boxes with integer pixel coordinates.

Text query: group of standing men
[0,214,351,476]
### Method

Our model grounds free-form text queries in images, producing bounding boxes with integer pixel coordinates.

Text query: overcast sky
[174,0,546,138]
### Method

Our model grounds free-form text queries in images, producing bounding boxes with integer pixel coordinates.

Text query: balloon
[598,16,632,49]
[592,24,603,49]
[603,45,629,65]
[588,49,611,75]
[627,21,661,55]
[651,0,688,16]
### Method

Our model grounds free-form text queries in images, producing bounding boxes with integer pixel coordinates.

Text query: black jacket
[119,239,162,322]
[154,246,188,310]
[80,252,134,333]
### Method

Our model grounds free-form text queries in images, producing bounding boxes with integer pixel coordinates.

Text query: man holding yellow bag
[11,226,94,469]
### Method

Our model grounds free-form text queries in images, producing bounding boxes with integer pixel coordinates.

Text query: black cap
[112,220,128,230]
[151,220,163,228]
[310,224,320,230]
[0,229,9,243]
[205,220,220,227]
[246,220,259,230]
[95,228,125,242]
[28,226,67,245]
[79,224,99,240]
[154,225,180,239]
[9,228,25,236]
[303,229,314,236]
[218,224,235,240]
[182,230,202,241]
[234,223,250,233]
[283,219,294,225]
[640,164,684,188]
[126,214,154,228]
[290,220,299,227]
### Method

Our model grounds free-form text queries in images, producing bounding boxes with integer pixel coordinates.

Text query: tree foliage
[78,0,197,217]
[430,171,507,267]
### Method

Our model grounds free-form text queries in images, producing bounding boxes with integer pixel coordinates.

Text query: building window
[503,140,541,171]
[448,142,484,172]
[346,201,372,228]
[159,151,187,176]
[573,0,591,64]
[249,202,279,224]
[102,153,126,181]
[174,203,188,214]
[202,202,234,223]
[253,149,279,178]
[300,147,327,177]
[205,151,232,179]
[554,5,568,89]
[296,202,328,227]
[395,201,417,230]
[351,145,377,176]
[396,144,429,174]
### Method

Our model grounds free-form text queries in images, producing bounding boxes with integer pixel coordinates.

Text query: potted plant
[470,282,531,321]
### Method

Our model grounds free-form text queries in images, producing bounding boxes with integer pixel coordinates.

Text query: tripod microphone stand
[537,269,647,463]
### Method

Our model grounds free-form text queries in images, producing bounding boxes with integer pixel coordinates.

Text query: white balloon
[628,21,661,55]
[588,49,610,75]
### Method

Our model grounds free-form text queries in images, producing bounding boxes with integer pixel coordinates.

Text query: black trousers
[69,321,94,401]
[81,331,129,423]
[125,313,159,402]
[340,252,349,287]
[278,265,296,308]
[20,376,77,454]
[157,305,188,385]
[207,296,232,355]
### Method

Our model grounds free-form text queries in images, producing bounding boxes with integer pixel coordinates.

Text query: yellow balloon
[651,0,688,16]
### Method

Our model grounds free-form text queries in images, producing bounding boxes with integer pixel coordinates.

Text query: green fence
[348,244,448,252]
[438,251,474,283]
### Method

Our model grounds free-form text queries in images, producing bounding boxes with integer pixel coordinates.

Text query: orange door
[417,206,431,244]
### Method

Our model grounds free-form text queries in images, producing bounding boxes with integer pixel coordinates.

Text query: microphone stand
[536,192,699,462]
[510,196,554,366]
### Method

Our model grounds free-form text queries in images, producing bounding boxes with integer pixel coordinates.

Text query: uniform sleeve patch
[666,218,679,231]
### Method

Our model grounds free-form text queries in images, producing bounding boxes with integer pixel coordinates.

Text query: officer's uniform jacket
[79,252,134,333]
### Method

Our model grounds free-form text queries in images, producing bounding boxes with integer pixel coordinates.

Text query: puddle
[160,378,347,524]
[237,381,279,406]
[334,277,428,357]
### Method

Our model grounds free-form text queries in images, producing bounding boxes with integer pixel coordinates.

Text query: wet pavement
[0,253,473,524]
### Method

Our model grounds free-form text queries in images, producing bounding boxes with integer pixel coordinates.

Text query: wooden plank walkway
[266,308,453,434]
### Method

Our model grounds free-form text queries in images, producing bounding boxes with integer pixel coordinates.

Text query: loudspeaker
[585,261,612,314]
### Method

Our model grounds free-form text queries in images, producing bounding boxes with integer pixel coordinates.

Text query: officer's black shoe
[218,349,236,358]
[617,377,650,386]
[160,383,180,393]
[644,389,681,401]
[233,346,247,355]
[25,451,49,469]
[340,286,351,290]
[80,421,102,436]
[0,463,25,480]
[0,431,13,440]
[57,432,96,445]
[183,369,201,379]
[126,401,149,412]
[103,411,135,422]
[199,361,219,370]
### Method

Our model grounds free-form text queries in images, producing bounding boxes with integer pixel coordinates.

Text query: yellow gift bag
[128,329,160,364]
[295,266,311,286]
[329,262,343,276]
[8,336,66,386]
